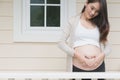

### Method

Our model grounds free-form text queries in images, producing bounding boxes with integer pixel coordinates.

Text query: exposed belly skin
[76,45,101,57]
[73,45,102,71]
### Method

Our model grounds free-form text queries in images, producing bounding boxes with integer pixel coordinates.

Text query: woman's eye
[91,7,94,10]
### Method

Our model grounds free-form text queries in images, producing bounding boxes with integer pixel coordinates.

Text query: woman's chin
[88,16,92,20]
[87,15,94,19]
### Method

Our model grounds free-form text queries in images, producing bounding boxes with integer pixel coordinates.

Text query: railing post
[25,78,32,80]
[8,78,15,80]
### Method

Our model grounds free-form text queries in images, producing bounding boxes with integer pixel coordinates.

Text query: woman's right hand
[74,48,89,67]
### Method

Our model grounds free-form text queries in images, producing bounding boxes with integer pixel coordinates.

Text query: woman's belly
[76,45,101,57]
[73,45,102,70]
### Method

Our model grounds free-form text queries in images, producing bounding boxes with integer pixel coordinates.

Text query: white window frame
[14,0,76,42]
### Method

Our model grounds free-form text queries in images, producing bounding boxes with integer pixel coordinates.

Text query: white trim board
[0,72,120,78]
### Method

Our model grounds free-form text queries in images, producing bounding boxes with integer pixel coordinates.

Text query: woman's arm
[58,41,75,56]
[100,41,112,56]
[58,18,75,57]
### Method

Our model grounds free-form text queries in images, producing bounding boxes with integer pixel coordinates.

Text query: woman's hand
[93,53,105,67]
[85,53,105,69]
[74,48,105,69]
[74,48,90,67]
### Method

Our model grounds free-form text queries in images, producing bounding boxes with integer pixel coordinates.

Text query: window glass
[30,0,60,27]
[47,0,60,4]
[47,6,60,27]
[30,6,44,26]
[31,0,44,4]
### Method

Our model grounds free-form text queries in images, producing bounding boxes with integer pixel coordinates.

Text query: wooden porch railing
[0,72,120,80]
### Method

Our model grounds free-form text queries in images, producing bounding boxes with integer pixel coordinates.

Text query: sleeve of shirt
[100,41,112,56]
[57,18,75,57]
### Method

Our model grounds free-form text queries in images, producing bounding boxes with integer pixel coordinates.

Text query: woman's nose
[91,11,95,16]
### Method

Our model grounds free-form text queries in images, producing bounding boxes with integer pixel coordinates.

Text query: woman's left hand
[94,53,105,66]
[87,53,105,69]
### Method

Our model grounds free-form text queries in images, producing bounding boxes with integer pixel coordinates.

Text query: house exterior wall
[0,0,66,71]
[0,0,120,72]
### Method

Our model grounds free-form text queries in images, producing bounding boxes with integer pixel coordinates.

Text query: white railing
[0,72,120,80]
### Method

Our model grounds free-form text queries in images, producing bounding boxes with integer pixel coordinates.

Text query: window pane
[47,6,60,27]
[47,0,60,4]
[30,6,44,27]
[31,0,44,4]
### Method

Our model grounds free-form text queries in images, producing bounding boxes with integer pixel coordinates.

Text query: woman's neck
[80,13,89,21]
[80,13,91,24]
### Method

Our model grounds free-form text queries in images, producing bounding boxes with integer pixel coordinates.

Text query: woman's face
[84,2,100,20]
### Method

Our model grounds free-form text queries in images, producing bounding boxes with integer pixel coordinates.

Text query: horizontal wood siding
[0,0,66,71]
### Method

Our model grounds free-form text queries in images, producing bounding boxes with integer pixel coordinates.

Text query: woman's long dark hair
[81,0,110,44]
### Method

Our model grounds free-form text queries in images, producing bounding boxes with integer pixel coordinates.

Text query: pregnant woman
[58,0,111,80]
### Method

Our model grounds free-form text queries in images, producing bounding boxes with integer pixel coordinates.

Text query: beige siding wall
[0,0,66,71]
[0,0,120,72]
